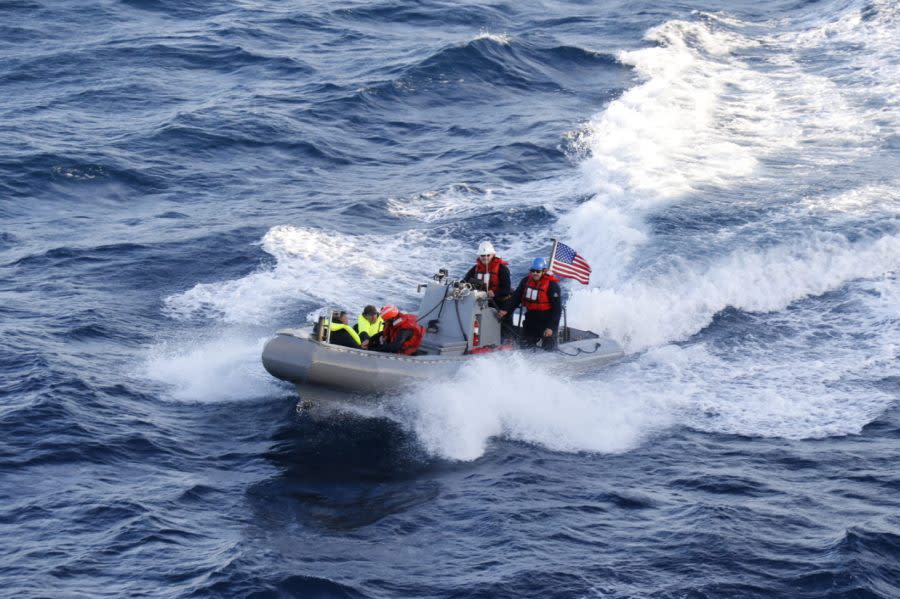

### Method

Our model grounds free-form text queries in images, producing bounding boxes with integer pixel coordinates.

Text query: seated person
[354,304,383,348]
[328,310,367,349]
[372,305,425,355]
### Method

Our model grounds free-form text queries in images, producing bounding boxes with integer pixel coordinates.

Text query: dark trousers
[491,296,516,341]
[521,310,557,351]
[358,331,382,350]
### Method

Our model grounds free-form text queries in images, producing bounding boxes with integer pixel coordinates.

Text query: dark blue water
[2,0,898,597]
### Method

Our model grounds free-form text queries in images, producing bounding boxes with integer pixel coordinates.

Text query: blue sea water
[1,0,899,596]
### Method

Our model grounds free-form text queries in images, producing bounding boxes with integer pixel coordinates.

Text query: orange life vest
[384,313,425,355]
[474,257,508,296]
[522,273,558,312]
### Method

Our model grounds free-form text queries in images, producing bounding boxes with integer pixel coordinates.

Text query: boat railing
[313,309,345,344]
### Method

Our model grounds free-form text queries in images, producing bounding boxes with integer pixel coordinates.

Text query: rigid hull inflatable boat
[261,271,624,394]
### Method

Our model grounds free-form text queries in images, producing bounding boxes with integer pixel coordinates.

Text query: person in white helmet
[463,240,512,309]
[464,239,514,339]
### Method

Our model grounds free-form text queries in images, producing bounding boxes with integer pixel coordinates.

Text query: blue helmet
[530,257,548,270]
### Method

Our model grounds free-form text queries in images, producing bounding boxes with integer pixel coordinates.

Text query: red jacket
[383,313,425,355]
[473,257,509,296]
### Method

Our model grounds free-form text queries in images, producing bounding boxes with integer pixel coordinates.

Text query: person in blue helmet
[498,257,562,351]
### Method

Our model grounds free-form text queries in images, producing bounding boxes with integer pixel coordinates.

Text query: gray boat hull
[262,327,625,395]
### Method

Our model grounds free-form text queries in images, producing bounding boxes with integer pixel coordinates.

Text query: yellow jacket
[330,322,362,346]
[355,314,383,338]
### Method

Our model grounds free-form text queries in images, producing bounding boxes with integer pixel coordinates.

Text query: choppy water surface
[1,0,898,597]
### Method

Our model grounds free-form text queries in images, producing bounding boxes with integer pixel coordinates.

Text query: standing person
[498,257,562,351]
[354,304,383,346]
[464,240,514,338]
[328,310,366,349]
[464,240,512,308]
[373,305,425,355]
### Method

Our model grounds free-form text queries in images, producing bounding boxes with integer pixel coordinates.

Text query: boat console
[415,272,503,356]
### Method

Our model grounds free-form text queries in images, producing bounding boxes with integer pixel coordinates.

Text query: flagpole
[548,238,559,272]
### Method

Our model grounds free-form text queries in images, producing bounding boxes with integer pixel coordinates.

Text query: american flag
[548,241,592,285]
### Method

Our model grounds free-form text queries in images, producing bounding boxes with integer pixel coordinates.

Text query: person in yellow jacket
[329,311,366,348]
[354,304,383,348]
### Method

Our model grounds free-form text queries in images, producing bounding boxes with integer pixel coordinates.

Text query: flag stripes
[548,241,591,285]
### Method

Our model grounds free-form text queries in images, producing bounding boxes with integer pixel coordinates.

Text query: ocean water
[1,0,898,597]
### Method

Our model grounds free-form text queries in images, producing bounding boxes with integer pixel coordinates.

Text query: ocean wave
[9,242,150,270]
[0,153,165,198]
[568,232,900,351]
[3,0,899,596]
[558,3,893,286]
[335,2,508,28]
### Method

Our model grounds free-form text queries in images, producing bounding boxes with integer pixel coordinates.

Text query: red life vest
[522,273,558,312]
[384,313,426,355]
[474,257,508,295]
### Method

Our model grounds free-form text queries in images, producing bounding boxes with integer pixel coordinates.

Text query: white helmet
[477,240,495,256]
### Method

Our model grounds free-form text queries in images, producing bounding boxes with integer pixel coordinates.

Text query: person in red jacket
[464,239,514,337]
[498,257,562,351]
[372,305,425,355]
[463,240,512,308]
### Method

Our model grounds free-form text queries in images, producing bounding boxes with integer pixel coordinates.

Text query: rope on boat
[555,341,604,357]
